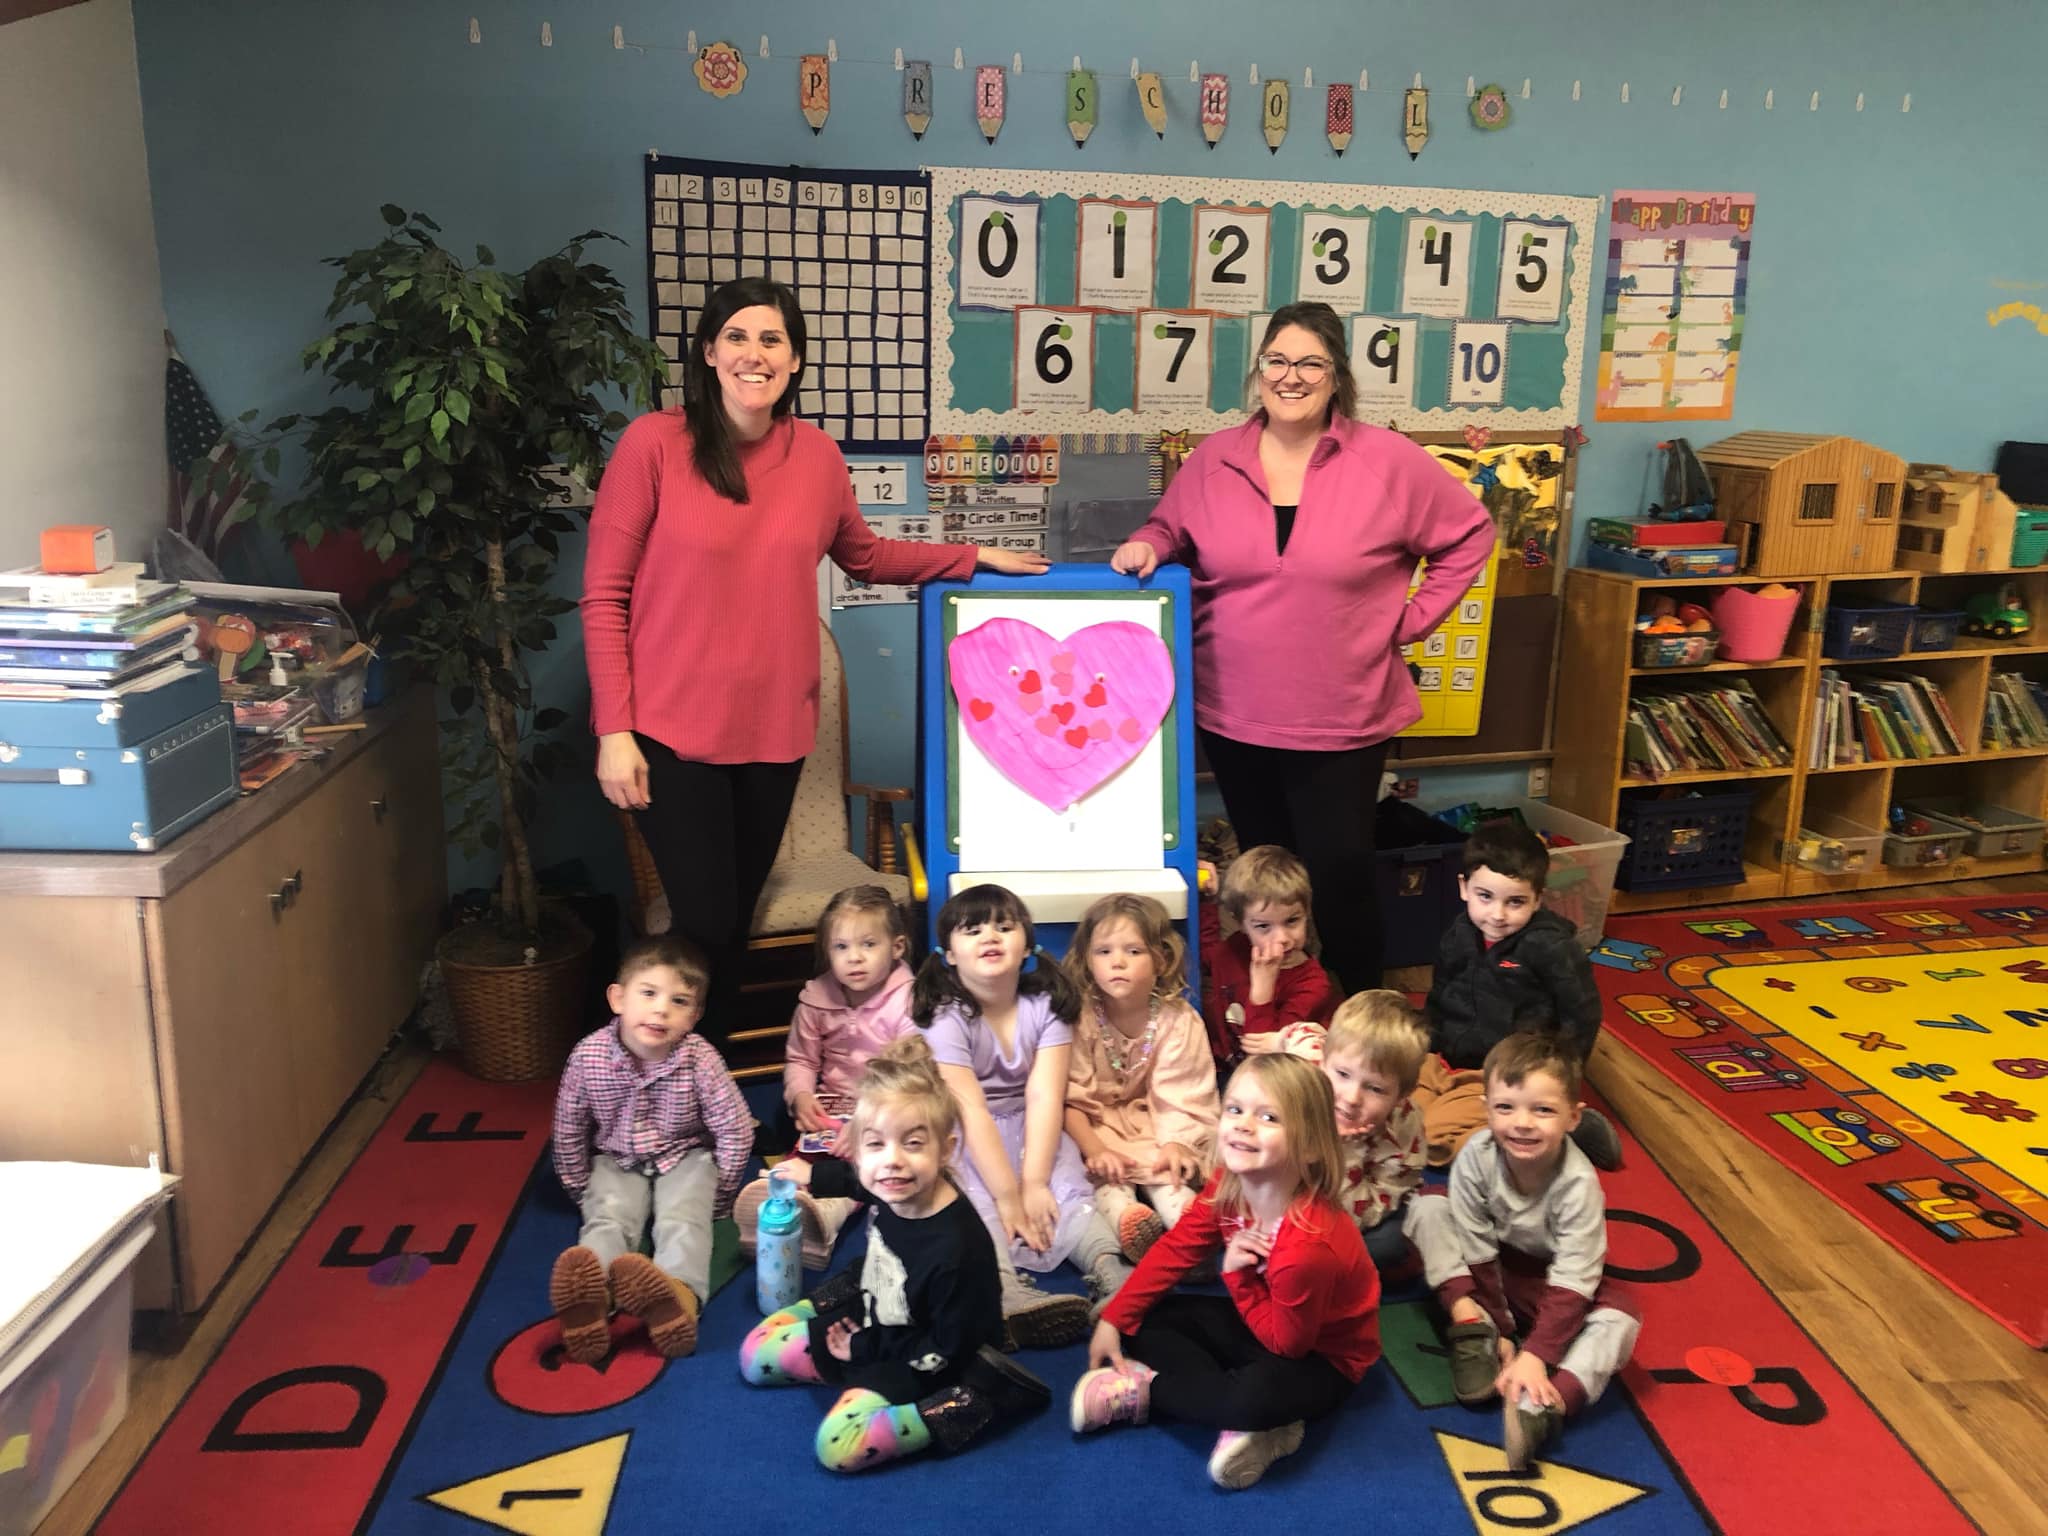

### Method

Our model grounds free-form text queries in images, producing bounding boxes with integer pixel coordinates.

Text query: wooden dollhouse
[1698,432,1907,576]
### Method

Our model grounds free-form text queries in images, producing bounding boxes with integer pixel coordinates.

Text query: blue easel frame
[917,563,1199,991]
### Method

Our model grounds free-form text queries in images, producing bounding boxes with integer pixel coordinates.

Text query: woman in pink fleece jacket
[1113,302,1495,993]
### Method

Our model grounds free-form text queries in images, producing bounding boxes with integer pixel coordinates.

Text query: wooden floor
[33,878,2048,1536]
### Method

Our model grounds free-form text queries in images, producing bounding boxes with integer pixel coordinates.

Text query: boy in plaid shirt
[549,935,753,1363]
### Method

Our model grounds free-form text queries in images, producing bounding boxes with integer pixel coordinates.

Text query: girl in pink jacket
[736,885,915,1268]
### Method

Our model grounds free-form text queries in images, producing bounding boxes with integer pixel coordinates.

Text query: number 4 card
[1497,219,1568,324]
[1400,216,1472,318]
[1013,308,1095,409]
[1135,311,1213,412]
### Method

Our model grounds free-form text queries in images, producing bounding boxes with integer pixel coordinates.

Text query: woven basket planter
[437,909,595,1082]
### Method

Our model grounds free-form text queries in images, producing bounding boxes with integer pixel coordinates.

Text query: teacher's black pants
[633,738,804,1045]
[1199,729,1390,992]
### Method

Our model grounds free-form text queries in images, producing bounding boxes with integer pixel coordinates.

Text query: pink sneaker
[1069,1362,1155,1433]
[1208,1421,1305,1489]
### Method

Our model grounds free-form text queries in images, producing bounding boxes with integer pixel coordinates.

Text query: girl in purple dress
[913,885,1130,1346]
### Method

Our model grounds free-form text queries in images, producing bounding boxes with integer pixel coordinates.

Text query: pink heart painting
[949,618,1175,812]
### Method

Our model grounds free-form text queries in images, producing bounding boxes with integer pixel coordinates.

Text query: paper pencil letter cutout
[1326,82,1353,154]
[903,60,932,139]
[975,64,1007,143]
[1403,84,1429,158]
[1137,70,1167,138]
[1262,79,1289,154]
[1067,68,1097,148]
[800,53,829,134]
[1200,72,1229,149]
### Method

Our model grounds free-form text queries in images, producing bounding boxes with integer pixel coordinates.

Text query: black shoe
[918,1348,1051,1454]
[1572,1109,1624,1172]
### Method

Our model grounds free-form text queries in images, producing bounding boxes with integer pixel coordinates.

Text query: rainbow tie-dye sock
[815,1389,932,1472]
[738,1309,824,1386]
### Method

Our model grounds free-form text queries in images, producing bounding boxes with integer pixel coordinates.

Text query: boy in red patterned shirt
[549,935,753,1363]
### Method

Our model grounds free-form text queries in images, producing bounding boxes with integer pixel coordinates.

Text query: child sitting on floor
[1070,1053,1380,1490]
[549,934,753,1362]
[741,1035,1051,1472]
[1199,846,1341,1069]
[1248,988,1428,1273]
[1403,1032,1642,1469]
[735,884,915,1270]
[915,883,1114,1345]
[1419,820,1622,1170]
[1062,893,1219,1262]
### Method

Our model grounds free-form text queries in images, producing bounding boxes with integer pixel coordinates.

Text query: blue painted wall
[130,0,2048,893]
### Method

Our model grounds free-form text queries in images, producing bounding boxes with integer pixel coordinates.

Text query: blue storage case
[0,666,220,749]
[0,700,238,852]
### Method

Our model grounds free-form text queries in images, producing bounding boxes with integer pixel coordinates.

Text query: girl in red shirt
[1070,1052,1380,1490]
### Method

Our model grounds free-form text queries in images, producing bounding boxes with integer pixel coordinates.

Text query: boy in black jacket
[1423,822,1623,1170]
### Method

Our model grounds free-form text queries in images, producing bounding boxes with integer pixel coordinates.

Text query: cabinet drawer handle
[284,869,303,899]
[270,888,288,916]
[371,796,389,822]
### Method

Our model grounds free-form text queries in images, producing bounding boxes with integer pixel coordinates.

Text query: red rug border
[1603,892,2048,1350]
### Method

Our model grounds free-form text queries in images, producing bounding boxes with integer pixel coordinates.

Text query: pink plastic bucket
[1710,585,1804,662]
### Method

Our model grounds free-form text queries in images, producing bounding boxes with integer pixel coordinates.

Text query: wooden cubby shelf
[1554,566,2048,912]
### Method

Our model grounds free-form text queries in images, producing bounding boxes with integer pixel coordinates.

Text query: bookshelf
[1554,566,2048,913]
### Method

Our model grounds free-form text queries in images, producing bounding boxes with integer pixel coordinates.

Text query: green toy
[1964,584,2032,640]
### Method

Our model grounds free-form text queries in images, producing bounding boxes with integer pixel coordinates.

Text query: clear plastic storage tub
[1423,796,1630,952]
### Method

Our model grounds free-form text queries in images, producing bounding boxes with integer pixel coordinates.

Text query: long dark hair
[682,277,807,503]
[911,884,1081,1026]
[1249,300,1358,423]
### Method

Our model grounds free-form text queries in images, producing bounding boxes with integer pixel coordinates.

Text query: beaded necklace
[1098,996,1161,1076]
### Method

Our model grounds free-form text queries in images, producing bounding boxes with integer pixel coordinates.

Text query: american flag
[165,332,252,560]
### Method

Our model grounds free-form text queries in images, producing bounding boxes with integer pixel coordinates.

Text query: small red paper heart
[1051,651,1077,672]
[1117,717,1143,742]
[1020,692,1041,715]
[1051,702,1076,724]
[1018,669,1042,694]
[968,698,994,721]
[1088,719,1110,740]
[1035,714,1060,736]
[1051,671,1075,696]
[1083,681,1108,708]
[1064,727,1090,747]
[1463,424,1491,452]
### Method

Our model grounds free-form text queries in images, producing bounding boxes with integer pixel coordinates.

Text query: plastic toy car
[1964,585,2031,639]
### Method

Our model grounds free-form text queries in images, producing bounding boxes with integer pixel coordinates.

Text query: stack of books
[1983,671,2048,750]
[0,568,201,702]
[1809,669,1966,766]
[1623,680,1793,781]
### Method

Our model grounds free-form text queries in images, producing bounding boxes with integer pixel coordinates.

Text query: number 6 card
[1014,308,1095,409]
[1135,310,1213,412]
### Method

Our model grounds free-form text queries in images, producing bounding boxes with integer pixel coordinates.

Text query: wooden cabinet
[1555,567,2048,914]
[0,692,444,1311]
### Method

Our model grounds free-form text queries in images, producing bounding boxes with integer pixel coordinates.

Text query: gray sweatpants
[1404,1193,1639,1408]
[579,1150,716,1305]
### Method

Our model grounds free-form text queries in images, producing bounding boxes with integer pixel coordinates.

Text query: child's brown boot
[610,1253,699,1358]
[549,1245,612,1364]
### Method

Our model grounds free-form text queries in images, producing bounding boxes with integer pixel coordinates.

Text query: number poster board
[932,166,1599,434]
[646,156,932,451]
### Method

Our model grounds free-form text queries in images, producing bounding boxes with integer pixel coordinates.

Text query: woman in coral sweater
[1111,301,1494,992]
[583,278,1046,1038]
